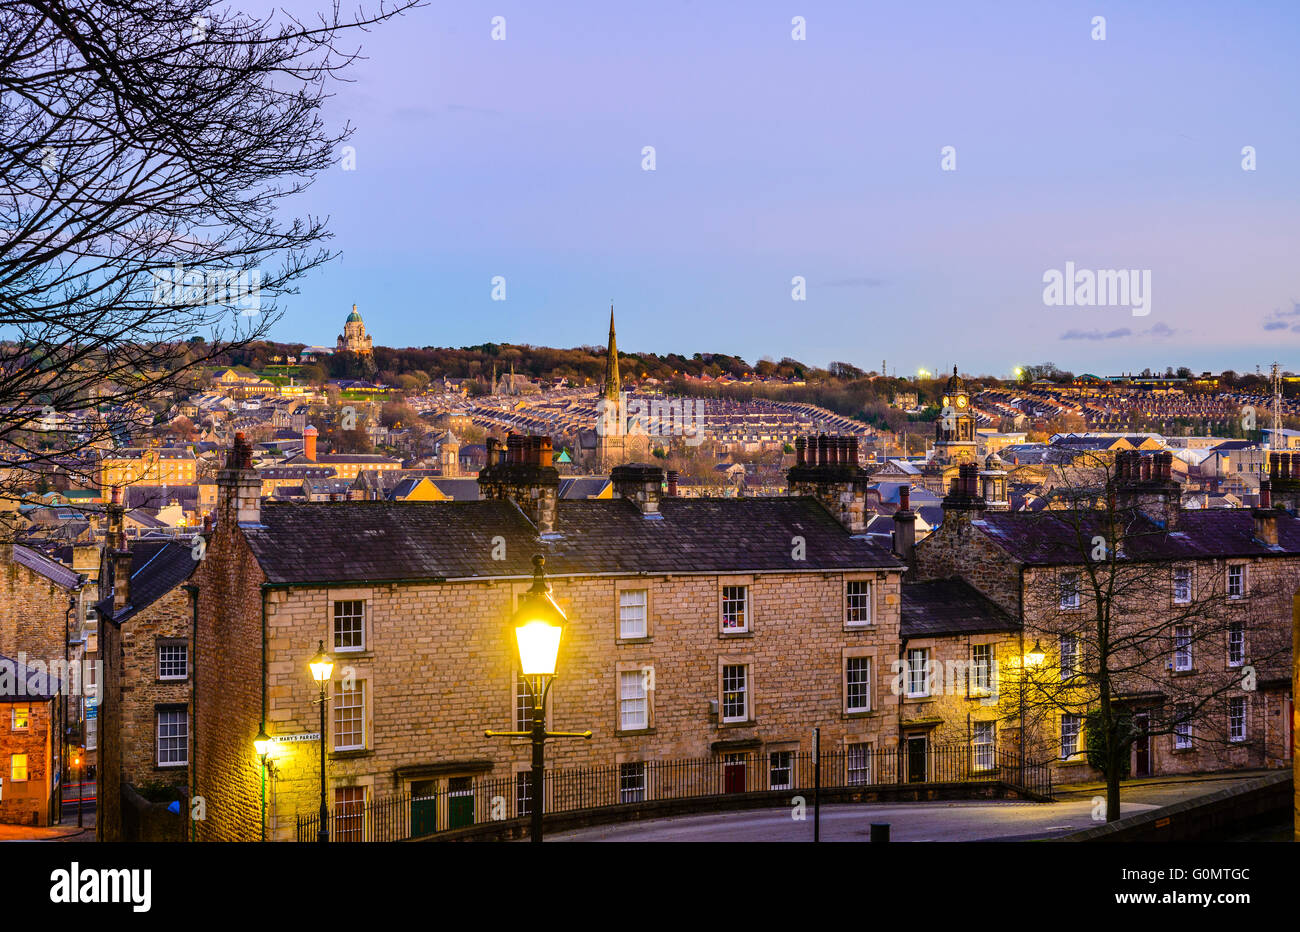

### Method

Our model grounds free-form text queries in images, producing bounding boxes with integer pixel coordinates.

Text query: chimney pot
[795,436,807,467]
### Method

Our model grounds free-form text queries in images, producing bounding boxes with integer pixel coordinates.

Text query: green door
[448,776,474,829]
[410,780,437,838]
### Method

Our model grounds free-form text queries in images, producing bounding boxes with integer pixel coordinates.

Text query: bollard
[870,822,890,843]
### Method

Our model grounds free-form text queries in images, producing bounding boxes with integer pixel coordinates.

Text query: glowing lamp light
[254,727,272,758]
[1024,640,1046,666]
[515,621,562,677]
[309,640,333,684]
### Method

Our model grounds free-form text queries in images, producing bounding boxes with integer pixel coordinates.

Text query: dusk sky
[275,0,1299,376]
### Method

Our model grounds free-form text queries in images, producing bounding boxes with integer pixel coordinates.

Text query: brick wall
[0,699,54,826]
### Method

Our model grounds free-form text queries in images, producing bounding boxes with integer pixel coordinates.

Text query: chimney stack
[666,470,679,497]
[786,433,872,534]
[1115,451,1180,528]
[892,483,917,562]
[216,431,263,527]
[477,432,561,536]
[611,464,665,518]
[106,487,132,612]
[303,425,318,462]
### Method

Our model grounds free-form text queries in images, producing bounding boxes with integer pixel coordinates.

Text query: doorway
[410,780,437,838]
[723,753,747,793]
[906,735,928,783]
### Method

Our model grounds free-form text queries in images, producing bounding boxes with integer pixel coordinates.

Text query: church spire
[602,304,620,401]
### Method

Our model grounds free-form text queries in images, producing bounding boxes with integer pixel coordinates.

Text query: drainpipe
[184,584,198,843]
[897,637,908,781]
[260,587,269,842]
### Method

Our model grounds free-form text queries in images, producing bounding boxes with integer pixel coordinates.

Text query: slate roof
[98,540,199,624]
[429,478,483,501]
[901,578,1019,638]
[12,544,83,589]
[968,508,1300,565]
[242,496,905,585]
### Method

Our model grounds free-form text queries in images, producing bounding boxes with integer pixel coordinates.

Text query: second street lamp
[486,554,591,843]
[309,641,334,844]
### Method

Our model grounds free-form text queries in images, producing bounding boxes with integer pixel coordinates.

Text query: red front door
[723,754,747,793]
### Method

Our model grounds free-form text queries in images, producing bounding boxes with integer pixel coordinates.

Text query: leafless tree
[998,451,1292,821]
[0,0,419,506]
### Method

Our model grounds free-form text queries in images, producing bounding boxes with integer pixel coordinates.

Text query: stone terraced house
[191,434,907,841]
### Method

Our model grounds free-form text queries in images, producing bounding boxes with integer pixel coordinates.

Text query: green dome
[346,309,362,323]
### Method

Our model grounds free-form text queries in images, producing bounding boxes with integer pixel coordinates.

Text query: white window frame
[845,657,872,713]
[333,599,366,652]
[721,586,749,633]
[1173,625,1192,672]
[618,588,648,639]
[1227,565,1245,600]
[1060,714,1082,759]
[768,750,793,790]
[1227,622,1245,668]
[10,753,28,782]
[158,642,188,681]
[1228,697,1246,743]
[1173,567,1192,604]
[906,648,930,698]
[721,664,748,722]
[1173,706,1192,750]
[971,644,993,695]
[619,669,648,731]
[333,680,365,751]
[972,721,996,771]
[846,742,872,785]
[845,580,872,626]
[1059,635,1080,682]
[156,708,188,767]
[11,706,29,731]
[1059,572,1081,611]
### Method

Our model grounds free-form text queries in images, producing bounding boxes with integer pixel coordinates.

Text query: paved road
[549,776,1261,842]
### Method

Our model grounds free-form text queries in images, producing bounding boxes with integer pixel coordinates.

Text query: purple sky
[272,0,1299,376]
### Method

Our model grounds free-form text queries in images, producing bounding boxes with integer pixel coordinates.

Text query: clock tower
[935,365,977,463]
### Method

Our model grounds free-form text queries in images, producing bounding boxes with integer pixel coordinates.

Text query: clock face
[957,396,968,409]
[942,396,950,407]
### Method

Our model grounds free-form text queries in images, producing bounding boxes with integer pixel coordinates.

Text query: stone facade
[0,698,56,826]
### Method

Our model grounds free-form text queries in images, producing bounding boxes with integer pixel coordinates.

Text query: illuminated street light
[308,640,332,843]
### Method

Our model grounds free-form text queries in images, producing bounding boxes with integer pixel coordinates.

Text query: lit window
[1060,714,1082,758]
[1173,625,1192,672]
[158,643,187,680]
[333,681,365,751]
[1228,697,1246,743]
[769,751,793,790]
[971,644,992,695]
[619,762,646,803]
[846,742,872,785]
[334,787,365,842]
[156,709,188,766]
[846,581,872,625]
[1228,565,1244,599]
[11,754,28,782]
[845,657,872,712]
[1227,622,1245,668]
[1059,572,1081,610]
[333,600,365,651]
[1173,567,1191,604]
[618,589,648,639]
[721,665,748,722]
[973,722,996,771]
[721,586,748,632]
[906,649,930,698]
[11,706,29,731]
[619,669,648,731]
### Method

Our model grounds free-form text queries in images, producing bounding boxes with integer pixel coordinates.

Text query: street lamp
[309,640,333,844]
[486,554,591,843]
[1024,640,1046,666]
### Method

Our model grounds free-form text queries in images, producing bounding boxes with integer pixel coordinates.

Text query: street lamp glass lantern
[309,640,333,683]
[1024,640,1046,666]
[254,727,272,758]
[515,619,562,676]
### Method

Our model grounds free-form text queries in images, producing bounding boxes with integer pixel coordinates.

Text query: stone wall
[0,699,54,826]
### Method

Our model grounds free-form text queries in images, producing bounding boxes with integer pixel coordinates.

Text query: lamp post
[254,726,272,842]
[1019,639,1045,779]
[309,641,333,844]
[486,554,591,843]
[74,752,82,828]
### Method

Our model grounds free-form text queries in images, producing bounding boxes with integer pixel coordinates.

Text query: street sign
[270,733,320,744]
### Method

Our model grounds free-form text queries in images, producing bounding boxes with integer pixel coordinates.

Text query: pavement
[548,772,1280,842]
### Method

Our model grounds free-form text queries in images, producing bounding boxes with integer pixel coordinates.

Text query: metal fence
[296,744,1052,842]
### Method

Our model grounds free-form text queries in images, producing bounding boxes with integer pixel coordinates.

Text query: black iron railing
[295,743,1052,841]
